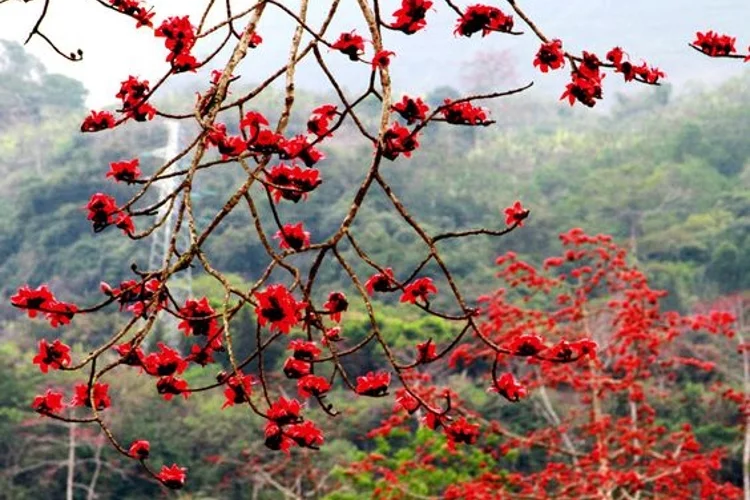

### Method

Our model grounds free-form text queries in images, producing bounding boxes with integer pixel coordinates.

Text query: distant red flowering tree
[690,294,749,500]
[8,0,730,492]
[348,229,742,498]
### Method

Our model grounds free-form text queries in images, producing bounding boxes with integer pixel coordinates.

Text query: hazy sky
[1,0,748,108]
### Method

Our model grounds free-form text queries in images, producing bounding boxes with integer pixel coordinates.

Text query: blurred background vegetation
[0,40,748,498]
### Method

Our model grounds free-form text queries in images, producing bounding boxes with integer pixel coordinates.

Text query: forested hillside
[0,42,747,498]
[1,41,748,313]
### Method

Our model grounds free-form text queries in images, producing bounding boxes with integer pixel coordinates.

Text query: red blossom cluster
[307,104,338,138]
[254,284,306,334]
[11,285,78,328]
[533,39,565,73]
[606,46,666,83]
[440,99,491,125]
[389,0,432,34]
[109,0,154,28]
[155,16,199,73]
[265,163,322,203]
[350,229,742,498]
[274,222,311,251]
[106,158,141,183]
[454,5,514,37]
[331,31,366,61]
[692,30,750,61]
[391,95,429,124]
[371,49,396,69]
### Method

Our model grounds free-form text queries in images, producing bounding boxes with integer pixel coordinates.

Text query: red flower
[416,339,437,363]
[32,389,65,414]
[391,95,429,124]
[372,50,395,69]
[547,339,596,362]
[128,439,150,459]
[534,40,565,73]
[307,104,338,137]
[571,338,597,358]
[390,0,432,34]
[116,75,149,105]
[171,52,199,73]
[187,344,216,366]
[217,135,247,159]
[446,417,480,445]
[114,342,144,366]
[143,343,188,377]
[332,31,365,60]
[508,334,546,356]
[441,99,490,125]
[222,373,255,409]
[11,285,55,319]
[288,339,321,361]
[240,110,270,140]
[267,397,303,424]
[490,372,527,402]
[33,339,72,373]
[109,0,154,28]
[156,464,187,489]
[283,357,311,379]
[177,297,218,337]
[104,278,166,317]
[254,284,306,334]
[80,110,116,132]
[356,371,391,397]
[287,421,324,449]
[400,277,438,304]
[381,123,419,160]
[543,257,565,269]
[249,32,263,48]
[635,64,665,84]
[297,375,331,398]
[606,46,625,67]
[561,71,604,108]
[578,51,602,80]
[365,268,396,295]
[274,222,311,251]
[265,164,322,203]
[323,327,343,343]
[504,201,529,227]
[206,124,248,159]
[250,129,285,155]
[693,31,736,57]
[395,389,420,414]
[608,49,665,84]
[41,300,77,328]
[156,376,189,401]
[86,193,119,232]
[280,135,324,167]
[72,382,111,410]
[323,291,348,322]
[423,411,445,430]
[107,158,141,183]
[454,5,513,37]
[113,212,135,235]
[116,76,157,120]
[130,102,157,121]
[155,16,198,73]
[264,422,294,453]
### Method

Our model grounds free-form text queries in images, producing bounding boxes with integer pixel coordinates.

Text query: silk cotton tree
[5,0,737,494]
[347,229,742,498]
